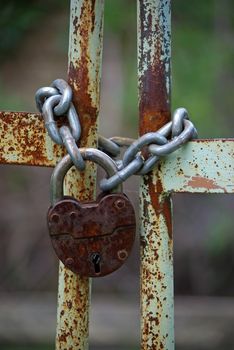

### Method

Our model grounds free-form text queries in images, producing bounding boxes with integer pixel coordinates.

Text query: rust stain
[73,275,89,313]
[0,111,65,167]
[68,1,102,148]
[56,1,104,348]
[0,2,103,349]
[67,301,73,309]
[138,1,170,135]
[186,176,227,193]
[90,0,96,32]
[147,173,172,239]
[58,333,68,343]
[138,0,172,237]
[48,193,136,277]
[138,1,172,348]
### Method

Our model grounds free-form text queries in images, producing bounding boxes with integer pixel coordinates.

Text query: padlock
[47,148,136,277]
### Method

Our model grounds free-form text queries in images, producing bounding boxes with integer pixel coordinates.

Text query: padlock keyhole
[91,253,101,274]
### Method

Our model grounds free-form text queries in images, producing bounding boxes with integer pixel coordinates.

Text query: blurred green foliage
[0,0,64,62]
[172,0,234,137]
[0,86,24,111]
[0,0,233,135]
[105,0,136,34]
[105,0,234,137]
[206,214,234,256]
[104,0,138,134]
[205,213,234,295]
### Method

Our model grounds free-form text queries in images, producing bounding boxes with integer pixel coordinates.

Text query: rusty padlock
[47,148,136,277]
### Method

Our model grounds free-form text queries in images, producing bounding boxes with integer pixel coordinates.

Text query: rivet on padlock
[47,148,136,277]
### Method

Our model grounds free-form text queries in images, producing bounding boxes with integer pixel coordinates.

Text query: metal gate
[0,1,233,349]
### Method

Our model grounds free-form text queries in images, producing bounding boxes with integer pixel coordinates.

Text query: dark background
[0,1,234,349]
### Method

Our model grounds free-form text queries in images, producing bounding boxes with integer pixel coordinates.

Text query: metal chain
[99,108,197,191]
[35,79,85,170]
[35,79,197,192]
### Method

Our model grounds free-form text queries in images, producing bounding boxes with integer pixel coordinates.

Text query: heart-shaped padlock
[47,149,136,277]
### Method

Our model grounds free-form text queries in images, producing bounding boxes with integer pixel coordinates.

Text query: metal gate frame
[0,1,233,349]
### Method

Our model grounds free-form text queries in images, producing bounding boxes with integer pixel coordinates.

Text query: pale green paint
[158,140,234,194]
[69,0,104,110]
[56,1,104,350]
[140,181,174,349]
[137,0,174,349]
[137,0,171,102]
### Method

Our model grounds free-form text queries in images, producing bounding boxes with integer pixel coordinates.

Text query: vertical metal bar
[56,1,104,349]
[137,1,174,349]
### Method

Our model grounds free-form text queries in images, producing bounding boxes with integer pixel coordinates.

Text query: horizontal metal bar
[157,139,234,193]
[0,111,64,166]
[0,112,233,195]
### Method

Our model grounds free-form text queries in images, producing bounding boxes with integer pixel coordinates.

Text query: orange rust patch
[138,2,170,135]
[0,111,65,166]
[147,174,172,239]
[186,176,226,192]
[68,0,102,149]
[139,1,172,349]
[67,0,103,213]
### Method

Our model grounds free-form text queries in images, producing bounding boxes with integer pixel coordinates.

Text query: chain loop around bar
[36,79,198,191]
[100,109,197,191]
[35,80,84,170]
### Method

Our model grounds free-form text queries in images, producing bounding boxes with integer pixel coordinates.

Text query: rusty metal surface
[47,193,136,277]
[138,0,171,134]
[0,111,65,166]
[157,139,234,194]
[137,0,174,349]
[0,2,104,348]
[68,0,104,149]
[56,1,104,349]
[0,0,232,348]
[0,112,232,201]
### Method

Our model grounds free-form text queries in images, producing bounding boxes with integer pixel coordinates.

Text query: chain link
[35,79,197,192]
[35,80,84,170]
[100,109,197,191]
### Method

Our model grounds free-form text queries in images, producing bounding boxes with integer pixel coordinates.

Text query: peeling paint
[157,140,234,194]
[0,111,65,166]
[137,1,174,349]
[56,1,104,350]
[0,0,233,349]
[138,0,171,133]
[186,176,227,193]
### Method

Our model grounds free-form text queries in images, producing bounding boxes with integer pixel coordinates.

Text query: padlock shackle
[50,148,121,205]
